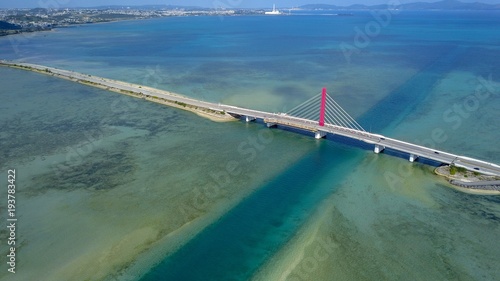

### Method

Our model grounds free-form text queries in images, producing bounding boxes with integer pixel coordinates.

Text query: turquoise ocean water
[0,10,499,281]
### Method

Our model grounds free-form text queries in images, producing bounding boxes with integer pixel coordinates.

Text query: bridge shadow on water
[139,46,466,280]
[357,45,467,134]
[256,118,442,167]
[140,140,362,281]
[326,133,441,167]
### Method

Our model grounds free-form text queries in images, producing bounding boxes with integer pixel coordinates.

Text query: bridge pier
[315,131,327,139]
[409,154,418,162]
[374,144,385,154]
[266,122,277,128]
[245,116,256,122]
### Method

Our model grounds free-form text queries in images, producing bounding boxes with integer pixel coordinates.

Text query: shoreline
[435,166,500,195]
[0,10,264,39]
[0,61,238,123]
[0,19,137,38]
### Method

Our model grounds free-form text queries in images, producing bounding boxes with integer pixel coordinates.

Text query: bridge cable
[286,91,365,132]
[325,96,356,128]
[325,102,353,129]
[286,93,321,116]
[326,95,365,131]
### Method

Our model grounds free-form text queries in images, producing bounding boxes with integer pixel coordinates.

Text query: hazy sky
[0,0,499,9]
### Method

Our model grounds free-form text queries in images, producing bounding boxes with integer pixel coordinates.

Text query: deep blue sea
[0,10,499,281]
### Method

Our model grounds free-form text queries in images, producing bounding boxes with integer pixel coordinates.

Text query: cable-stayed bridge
[3,61,500,176]
[221,88,500,176]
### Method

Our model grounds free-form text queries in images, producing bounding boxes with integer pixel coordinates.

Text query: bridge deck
[221,110,500,177]
[3,61,500,176]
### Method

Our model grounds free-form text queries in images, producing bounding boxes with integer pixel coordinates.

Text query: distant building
[265,4,281,15]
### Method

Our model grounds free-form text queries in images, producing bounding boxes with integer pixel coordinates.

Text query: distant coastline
[0,8,261,37]
[1,1,499,37]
